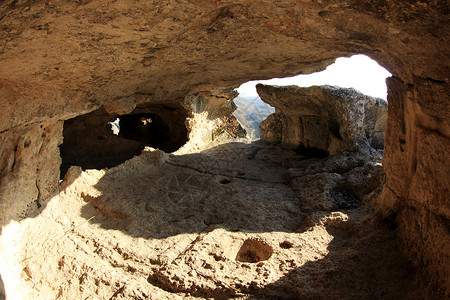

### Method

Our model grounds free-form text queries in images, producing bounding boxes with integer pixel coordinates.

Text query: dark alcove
[118,113,170,145]
[60,102,190,178]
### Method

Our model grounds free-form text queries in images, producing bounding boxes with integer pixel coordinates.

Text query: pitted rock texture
[287,151,385,212]
[257,84,388,154]
[0,122,63,225]
[181,88,249,152]
[0,144,419,299]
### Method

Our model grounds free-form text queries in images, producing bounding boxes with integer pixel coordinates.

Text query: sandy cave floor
[2,142,420,299]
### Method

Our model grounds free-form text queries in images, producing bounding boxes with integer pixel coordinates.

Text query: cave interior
[59,102,190,178]
[0,1,448,299]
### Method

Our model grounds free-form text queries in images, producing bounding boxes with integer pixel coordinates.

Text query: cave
[118,113,171,145]
[121,102,190,152]
[0,1,448,299]
[60,103,189,178]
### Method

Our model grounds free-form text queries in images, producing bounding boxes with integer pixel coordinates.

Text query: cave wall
[0,122,62,226]
[0,0,449,296]
[378,76,450,294]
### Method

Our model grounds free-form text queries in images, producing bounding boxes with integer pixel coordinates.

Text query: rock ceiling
[0,0,448,131]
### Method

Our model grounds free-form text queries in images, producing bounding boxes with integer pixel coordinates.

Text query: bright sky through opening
[237,54,392,100]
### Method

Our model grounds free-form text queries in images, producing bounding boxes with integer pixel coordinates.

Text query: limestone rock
[257,84,388,155]
[0,0,447,132]
[0,122,63,226]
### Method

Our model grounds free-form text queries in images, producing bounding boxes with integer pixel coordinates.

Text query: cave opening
[59,102,190,178]
[118,113,171,146]
[233,54,391,144]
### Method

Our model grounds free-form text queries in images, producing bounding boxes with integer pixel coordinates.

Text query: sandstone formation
[380,76,450,296]
[257,84,388,155]
[182,88,247,152]
[0,0,449,298]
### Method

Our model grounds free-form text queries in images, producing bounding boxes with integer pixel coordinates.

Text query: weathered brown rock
[0,0,449,298]
[378,76,450,295]
[0,0,448,130]
[287,149,385,212]
[259,113,283,144]
[257,84,388,154]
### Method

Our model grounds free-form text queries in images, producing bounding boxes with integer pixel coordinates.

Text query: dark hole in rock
[236,239,273,263]
[23,138,31,148]
[59,103,190,178]
[118,113,170,146]
[125,102,190,153]
[295,144,329,158]
[279,241,293,249]
[210,253,223,262]
[219,178,231,184]
[329,120,342,139]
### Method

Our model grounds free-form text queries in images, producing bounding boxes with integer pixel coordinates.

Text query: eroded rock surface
[1,143,419,299]
[379,76,450,296]
[257,84,388,155]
